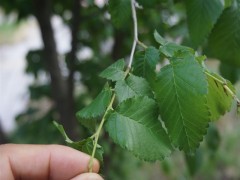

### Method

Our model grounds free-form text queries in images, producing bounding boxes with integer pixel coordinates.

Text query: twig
[88,94,116,172]
[205,71,240,105]
[128,0,138,68]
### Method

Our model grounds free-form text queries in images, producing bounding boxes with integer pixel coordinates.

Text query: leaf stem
[137,40,148,49]
[205,71,240,105]
[88,94,116,172]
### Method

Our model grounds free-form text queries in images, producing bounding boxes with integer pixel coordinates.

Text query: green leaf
[205,124,220,152]
[206,72,234,121]
[105,96,172,161]
[99,59,126,81]
[207,2,240,67]
[185,149,203,176]
[133,46,159,77]
[53,121,104,162]
[78,138,104,163]
[76,86,112,130]
[154,30,167,45]
[154,31,194,58]
[108,0,131,28]
[153,54,210,152]
[115,74,154,103]
[185,0,224,46]
[160,42,194,58]
[219,63,240,84]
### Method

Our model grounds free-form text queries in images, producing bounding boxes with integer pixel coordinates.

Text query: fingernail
[72,173,104,180]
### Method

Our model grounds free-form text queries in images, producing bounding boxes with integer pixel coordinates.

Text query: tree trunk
[33,0,76,138]
[111,30,127,61]
[68,0,81,108]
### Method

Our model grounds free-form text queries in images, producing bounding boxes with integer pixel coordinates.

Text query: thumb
[71,173,104,180]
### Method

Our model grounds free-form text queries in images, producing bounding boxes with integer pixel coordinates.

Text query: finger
[0,144,100,180]
[71,173,104,180]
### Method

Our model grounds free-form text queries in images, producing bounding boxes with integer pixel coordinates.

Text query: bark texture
[33,0,76,138]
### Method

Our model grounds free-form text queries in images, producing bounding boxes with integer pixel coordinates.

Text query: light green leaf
[53,121,104,162]
[154,30,167,45]
[99,59,126,81]
[115,74,154,103]
[76,86,112,130]
[185,0,224,46]
[108,0,131,28]
[160,42,194,58]
[207,2,240,67]
[133,47,159,78]
[154,31,194,58]
[206,72,234,121]
[105,96,172,161]
[153,54,210,152]
[53,121,72,144]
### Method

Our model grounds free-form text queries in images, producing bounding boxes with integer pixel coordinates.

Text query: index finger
[0,144,100,180]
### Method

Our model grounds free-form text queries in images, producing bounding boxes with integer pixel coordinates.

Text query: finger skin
[0,144,100,180]
[71,173,104,180]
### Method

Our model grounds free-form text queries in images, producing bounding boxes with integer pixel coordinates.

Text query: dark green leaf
[206,72,234,121]
[207,2,240,67]
[185,0,224,46]
[185,149,203,176]
[105,96,172,161]
[133,46,159,77]
[115,74,154,103]
[219,63,240,84]
[153,54,210,152]
[99,59,126,81]
[76,86,112,130]
[205,124,220,152]
[108,0,131,28]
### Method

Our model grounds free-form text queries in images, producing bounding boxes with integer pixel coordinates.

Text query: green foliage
[185,149,203,176]
[26,50,45,78]
[154,31,194,57]
[11,111,61,144]
[219,63,240,84]
[133,46,159,77]
[54,121,104,162]
[3,0,240,177]
[206,72,234,121]
[108,0,131,28]
[76,85,113,131]
[153,52,210,152]
[115,74,153,103]
[105,96,172,161]
[99,59,126,81]
[185,0,224,46]
[207,1,240,67]
[205,124,220,152]
[136,0,159,8]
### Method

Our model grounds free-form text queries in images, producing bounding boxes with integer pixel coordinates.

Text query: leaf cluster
[56,32,237,163]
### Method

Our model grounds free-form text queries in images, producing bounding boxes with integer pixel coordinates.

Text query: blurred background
[0,0,240,179]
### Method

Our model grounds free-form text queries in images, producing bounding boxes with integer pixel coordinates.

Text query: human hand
[0,144,103,180]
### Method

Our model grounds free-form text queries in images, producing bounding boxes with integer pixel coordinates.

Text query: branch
[205,71,240,106]
[128,0,138,68]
